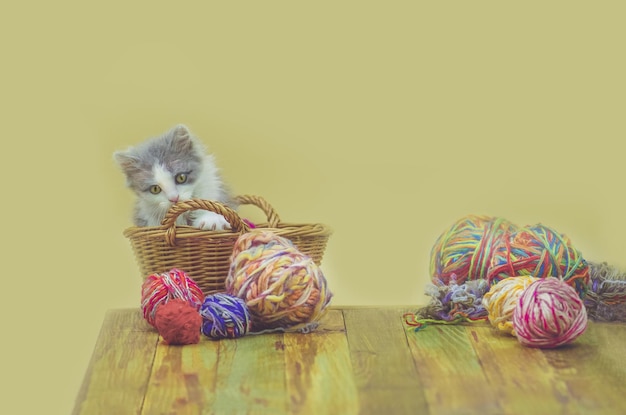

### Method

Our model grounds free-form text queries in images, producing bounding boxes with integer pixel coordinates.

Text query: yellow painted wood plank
[344,308,428,415]
[283,309,359,415]
[536,322,626,414]
[406,323,500,414]
[73,309,159,415]
[211,333,288,414]
[140,339,220,415]
[467,325,573,414]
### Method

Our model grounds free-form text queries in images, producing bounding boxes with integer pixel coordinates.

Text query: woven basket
[123,195,332,295]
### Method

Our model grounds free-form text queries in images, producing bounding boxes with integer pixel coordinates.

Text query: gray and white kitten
[114,124,234,229]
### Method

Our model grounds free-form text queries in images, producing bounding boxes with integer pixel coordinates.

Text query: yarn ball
[225,230,332,332]
[513,277,588,348]
[141,268,205,327]
[487,224,589,299]
[482,275,538,335]
[430,215,517,285]
[154,299,203,345]
[200,293,251,339]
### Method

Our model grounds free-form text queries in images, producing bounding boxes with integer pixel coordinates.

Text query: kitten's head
[114,124,205,210]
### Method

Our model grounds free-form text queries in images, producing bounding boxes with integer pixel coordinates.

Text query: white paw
[192,211,231,231]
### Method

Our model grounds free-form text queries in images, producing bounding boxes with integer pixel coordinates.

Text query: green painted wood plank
[211,333,288,414]
[406,323,500,414]
[284,309,359,414]
[344,308,429,415]
[141,339,220,415]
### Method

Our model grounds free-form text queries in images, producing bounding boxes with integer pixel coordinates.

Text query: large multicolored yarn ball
[430,215,517,285]
[141,268,205,327]
[482,276,538,335]
[225,230,332,333]
[513,277,588,348]
[487,224,589,299]
[154,298,203,345]
[200,293,251,339]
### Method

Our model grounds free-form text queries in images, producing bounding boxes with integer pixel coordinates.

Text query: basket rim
[123,221,332,240]
[122,195,333,242]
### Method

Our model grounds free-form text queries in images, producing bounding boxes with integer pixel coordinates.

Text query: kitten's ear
[172,124,202,154]
[172,124,193,151]
[173,124,191,139]
[113,150,139,173]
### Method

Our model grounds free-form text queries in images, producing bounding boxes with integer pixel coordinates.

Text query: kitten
[114,124,234,229]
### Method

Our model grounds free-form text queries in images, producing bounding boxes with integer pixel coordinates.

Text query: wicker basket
[123,195,332,295]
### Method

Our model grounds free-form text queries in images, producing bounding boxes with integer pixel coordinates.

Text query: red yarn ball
[154,299,203,345]
[141,268,205,327]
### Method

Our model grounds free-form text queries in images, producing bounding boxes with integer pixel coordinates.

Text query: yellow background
[2,1,624,414]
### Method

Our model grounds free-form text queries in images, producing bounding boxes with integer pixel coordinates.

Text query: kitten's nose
[169,195,179,203]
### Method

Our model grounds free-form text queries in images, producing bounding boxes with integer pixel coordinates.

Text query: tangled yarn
[430,215,517,285]
[154,299,203,345]
[200,293,251,339]
[513,277,588,348]
[482,276,538,335]
[415,215,516,324]
[583,261,626,321]
[141,268,205,327]
[225,230,332,333]
[488,224,589,298]
[408,279,490,327]
[414,216,590,327]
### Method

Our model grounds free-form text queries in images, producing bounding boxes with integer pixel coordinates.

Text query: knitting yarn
[488,224,589,299]
[430,215,517,285]
[513,277,588,348]
[414,215,516,324]
[200,293,251,339]
[154,299,203,345]
[585,261,626,321]
[141,268,205,327]
[411,279,490,325]
[225,230,332,333]
[482,276,538,335]
[415,216,590,328]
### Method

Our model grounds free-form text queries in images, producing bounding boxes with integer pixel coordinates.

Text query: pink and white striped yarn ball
[512,277,588,348]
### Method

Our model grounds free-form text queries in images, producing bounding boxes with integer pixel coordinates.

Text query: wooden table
[73,307,626,415]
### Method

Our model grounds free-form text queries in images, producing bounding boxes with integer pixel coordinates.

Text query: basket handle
[234,194,281,227]
[161,199,250,246]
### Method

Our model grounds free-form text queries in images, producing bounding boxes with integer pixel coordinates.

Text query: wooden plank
[73,309,159,415]
[284,309,359,414]
[406,323,501,414]
[344,308,428,415]
[140,339,220,415]
[211,333,288,414]
[536,322,626,414]
[74,307,626,415]
[468,325,574,414]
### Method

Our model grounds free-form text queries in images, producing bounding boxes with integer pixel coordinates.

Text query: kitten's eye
[175,173,188,184]
[149,185,161,194]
